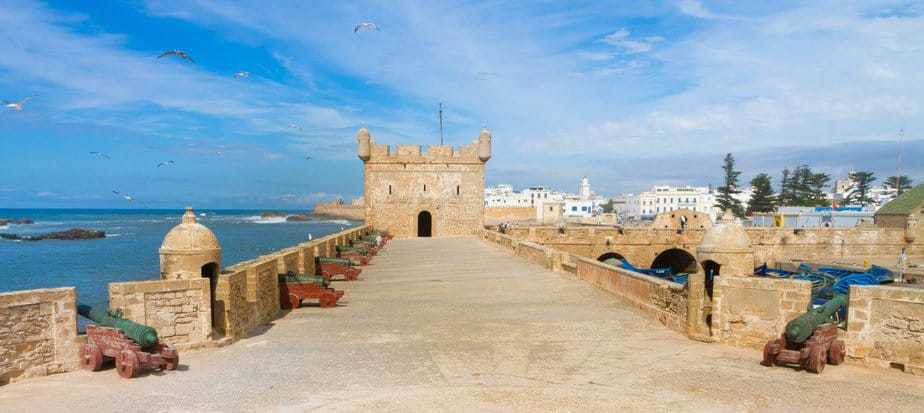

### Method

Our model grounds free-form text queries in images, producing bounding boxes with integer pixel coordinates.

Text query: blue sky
[1,0,922,208]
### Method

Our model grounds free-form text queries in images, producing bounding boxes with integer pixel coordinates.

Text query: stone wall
[248,259,281,326]
[0,288,79,384]
[213,269,252,339]
[847,284,924,375]
[109,278,211,347]
[313,198,365,221]
[363,141,486,238]
[711,277,812,349]
[485,206,535,223]
[574,258,688,333]
[502,224,920,271]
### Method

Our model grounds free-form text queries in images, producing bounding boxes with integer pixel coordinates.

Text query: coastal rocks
[0,218,34,225]
[285,214,311,222]
[0,228,105,241]
[260,211,287,218]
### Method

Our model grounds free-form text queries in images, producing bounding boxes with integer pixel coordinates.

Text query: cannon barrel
[279,271,330,287]
[77,304,159,348]
[336,245,368,254]
[784,294,847,344]
[317,256,354,266]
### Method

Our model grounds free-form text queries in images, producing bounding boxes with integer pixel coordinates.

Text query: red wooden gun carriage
[81,325,179,379]
[279,272,344,309]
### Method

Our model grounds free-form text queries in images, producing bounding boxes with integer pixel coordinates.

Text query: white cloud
[599,28,663,53]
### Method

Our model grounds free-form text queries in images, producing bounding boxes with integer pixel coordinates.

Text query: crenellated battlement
[357,128,491,164]
[365,141,481,163]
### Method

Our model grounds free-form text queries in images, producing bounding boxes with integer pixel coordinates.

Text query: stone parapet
[0,287,79,385]
[847,284,924,375]
[711,277,812,349]
[109,278,211,348]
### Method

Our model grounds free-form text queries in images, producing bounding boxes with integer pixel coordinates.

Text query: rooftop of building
[875,184,924,216]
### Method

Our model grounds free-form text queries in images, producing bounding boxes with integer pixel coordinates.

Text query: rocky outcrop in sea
[0,228,105,241]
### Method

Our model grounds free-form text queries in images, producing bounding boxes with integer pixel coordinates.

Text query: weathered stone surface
[109,279,211,347]
[0,288,78,384]
[359,128,489,238]
[847,284,924,374]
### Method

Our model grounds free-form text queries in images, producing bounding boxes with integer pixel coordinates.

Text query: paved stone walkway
[2,236,923,412]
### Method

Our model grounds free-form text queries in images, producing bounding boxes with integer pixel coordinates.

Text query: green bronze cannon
[317,256,362,281]
[762,294,847,373]
[78,304,158,347]
[278,271,343,309]
[78,304,178,378]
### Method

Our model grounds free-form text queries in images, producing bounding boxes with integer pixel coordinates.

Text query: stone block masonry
[847,284,924,375]
[214,269,252,339]
[0,287,79,384]
[711,277,812,349]
[109,279,211,348]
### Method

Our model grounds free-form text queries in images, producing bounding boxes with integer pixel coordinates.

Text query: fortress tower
[357,127,491,238]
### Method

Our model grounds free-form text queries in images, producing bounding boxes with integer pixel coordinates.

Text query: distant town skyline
[2,1,923,208]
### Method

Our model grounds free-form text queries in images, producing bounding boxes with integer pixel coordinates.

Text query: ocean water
[0,209,358,309]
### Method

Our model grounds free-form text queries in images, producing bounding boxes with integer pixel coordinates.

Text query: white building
[484,184,531,207]
[627,185,718,220]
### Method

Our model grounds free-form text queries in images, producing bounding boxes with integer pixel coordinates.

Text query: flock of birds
[4,21,381,205]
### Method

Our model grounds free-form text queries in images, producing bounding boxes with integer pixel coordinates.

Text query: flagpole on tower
[438,102,444,146]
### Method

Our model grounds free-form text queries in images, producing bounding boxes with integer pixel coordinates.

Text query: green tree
[746,173,776,214]
[600,199,614,213]
[715,153,745,217]
[780,165,830,207]
[779,168,795,206]
[845,171,876,206]
[884,175,913,195]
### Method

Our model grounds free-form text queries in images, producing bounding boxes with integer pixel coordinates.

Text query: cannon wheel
[828,339,846,365]
[805,346,826,374]
[164,353,179,371]
[116,350,139,379]
[761,339,781,367]
[284,293,301,310]
[319,292,337,308]
[81,343,104,371]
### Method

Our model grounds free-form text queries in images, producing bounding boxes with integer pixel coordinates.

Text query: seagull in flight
[288,123,303,132]
[157,50,195,63]
[112,190,134,203]
[157,160,175,168]
[89,151,110,160]
[3,97,31,111]
[233,71,250,79]
[353,22,379,33]
[305,154,312,160]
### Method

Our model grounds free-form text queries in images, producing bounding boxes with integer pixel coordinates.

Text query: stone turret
[478,128,492,162]
[697,211,754,277]
[357,127,372,161]
[159,207,222,280]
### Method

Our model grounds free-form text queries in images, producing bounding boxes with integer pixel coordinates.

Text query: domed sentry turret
[697,211,754,277]
[477,128,492,162]
[357,127,371,161]
[159,207,222,280]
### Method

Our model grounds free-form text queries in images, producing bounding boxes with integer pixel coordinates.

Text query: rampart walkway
[2,237,922,411]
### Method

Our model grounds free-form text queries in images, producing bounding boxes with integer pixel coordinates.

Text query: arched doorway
[417,211,432,237]
[597,252,626,267]
[650,248,698,274]
[201,262,220,329]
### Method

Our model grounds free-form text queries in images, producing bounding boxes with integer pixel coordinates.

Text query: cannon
[278,271,344,309]
[336,245,370,265]
[78,304,179,379]
[762,294,847,373]
[350,239,379,255]
[316,256,361,281]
